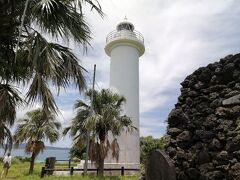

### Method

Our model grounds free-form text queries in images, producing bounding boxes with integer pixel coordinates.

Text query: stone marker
[45,157,56,175]
[145,150,176,180]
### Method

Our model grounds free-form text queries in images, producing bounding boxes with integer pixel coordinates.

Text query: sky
[16,0,240,147]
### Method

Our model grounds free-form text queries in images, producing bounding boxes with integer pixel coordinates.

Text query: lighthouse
[105,18,145,170]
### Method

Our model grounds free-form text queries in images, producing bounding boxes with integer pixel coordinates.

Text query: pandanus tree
[0,0,103,152]
[14,109,61,174]
[63,89,136,175]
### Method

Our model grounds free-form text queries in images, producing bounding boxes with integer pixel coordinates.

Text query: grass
[1,162,137,180]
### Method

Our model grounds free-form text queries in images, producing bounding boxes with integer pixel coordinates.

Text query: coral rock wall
[165,54,240,180]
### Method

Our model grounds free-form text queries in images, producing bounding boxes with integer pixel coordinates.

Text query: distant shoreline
[0,144,70,151]
[0,148,70,161]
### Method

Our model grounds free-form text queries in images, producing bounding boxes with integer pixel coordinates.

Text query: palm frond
[14,109,61,154]
[25,141,45,156]
[77,0,104,17]
[0,83,23,126]
[0,125,13,154]
[26,73,58,114]
[111,138,119,162]
[31,0,92,45]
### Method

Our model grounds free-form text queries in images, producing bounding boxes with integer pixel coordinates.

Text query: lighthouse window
[117,23,134,31]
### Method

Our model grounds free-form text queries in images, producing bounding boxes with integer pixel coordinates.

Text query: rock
[233,70,240,80]
[229,163,240,179]
[165,53,240,179]
[233,151,240,161]
[199,163,214,174]
[178,172,190,180]
[167,147,177,158]
[145,150,176,180]
[186,97,193,106]
[198,68,212,83]
[216,164,230,172]
[230,105,240,116]
[194,81,206,90]
[226,136,240,152]
[188,91,198,97]
[186,168,200,179]
[209,92,219,100]
[216,120,233,132]
[168,128,183,136]
[215,151,229,165]
[208,85,227,93]
[197,150,211,164]
[215,107,231,117]
[181,80,189,88]
[215,67,222,74]
[195,130,214,140]
[216,151,228,160]
[225,90,240,98]
[227,131,238,137]
[222,63,235,82]
[229,158,238,165]
[206,171,224,180]
[209,139,222,151]
[216,132,225,141]
[176,150,189,160]
[222,94,240,106]
[177,131,191,142]
[168,108,187,127]
[182,161,189,169]
[210,99,222,108]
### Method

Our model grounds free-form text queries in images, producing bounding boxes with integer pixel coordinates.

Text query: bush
[140,136,165,164]
[0,156,31,165]
[14,156,31,162]
[11,157,21,164]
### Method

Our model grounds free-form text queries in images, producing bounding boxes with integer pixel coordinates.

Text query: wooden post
[40,167,45,178]
[121,166,124,176]
[70,167,74,176]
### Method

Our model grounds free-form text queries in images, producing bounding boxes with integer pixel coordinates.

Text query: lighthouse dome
[116,21,135,31]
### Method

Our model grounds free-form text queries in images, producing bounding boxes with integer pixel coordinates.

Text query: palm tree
[14,109,61,174]
[63,89,136,175]
[0,0,103,152]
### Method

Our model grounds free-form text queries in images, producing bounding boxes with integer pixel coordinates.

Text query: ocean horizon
[0,148,70,162]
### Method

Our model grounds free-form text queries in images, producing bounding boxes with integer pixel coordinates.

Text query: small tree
[63,89,136,175]
[69,138,87,160]
[14,109,61,174]
[140,136,165,164]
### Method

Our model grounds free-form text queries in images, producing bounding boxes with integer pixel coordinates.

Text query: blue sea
[0,148,70,162]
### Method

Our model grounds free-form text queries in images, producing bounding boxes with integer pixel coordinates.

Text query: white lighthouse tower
[105,18,145,170]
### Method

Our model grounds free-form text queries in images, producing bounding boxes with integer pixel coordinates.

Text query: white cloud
[60,0,240,145]
[13,0,240,147]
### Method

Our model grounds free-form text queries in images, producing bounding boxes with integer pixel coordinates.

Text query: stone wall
[165,54,240,180]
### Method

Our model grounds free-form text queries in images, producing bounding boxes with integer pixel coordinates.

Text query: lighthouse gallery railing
[106,30,144,44]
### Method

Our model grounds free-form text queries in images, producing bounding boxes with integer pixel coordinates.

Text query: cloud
[88,0,240,140]
[56,0,240,146]
[13,0,240,147]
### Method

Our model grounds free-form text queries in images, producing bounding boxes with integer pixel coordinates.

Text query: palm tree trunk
[98,135,105,176]
[29,152,36,175]
[98,156,104,176]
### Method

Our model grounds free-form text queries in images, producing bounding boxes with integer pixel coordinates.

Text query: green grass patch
[2,162,137,179]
